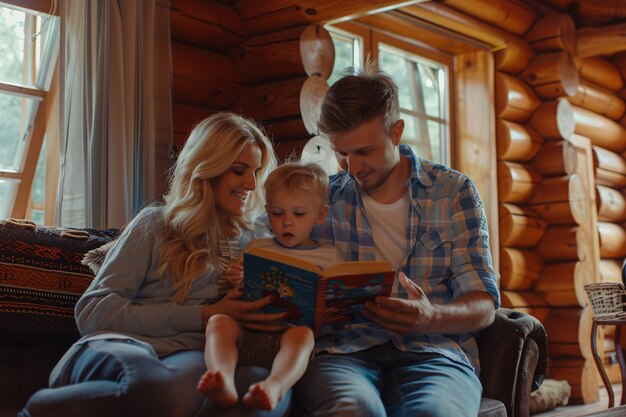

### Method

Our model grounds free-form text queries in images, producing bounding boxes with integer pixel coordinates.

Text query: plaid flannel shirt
[316,145,500,372]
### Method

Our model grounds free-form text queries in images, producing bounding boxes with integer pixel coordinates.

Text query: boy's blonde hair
[264,162,329,209]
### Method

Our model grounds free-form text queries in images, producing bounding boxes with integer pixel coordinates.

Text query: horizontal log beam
[400,3,506,47]
[172,42,244,84]
[274,138,310,162]
[536,225,590,262]
[598,221,626,259]
[231,76,307,121]
[520,52,579,98]
[172,76,244,109]
[497,161,542,203]
[170,0,248,35]
[569,80,626,121]
[524,14,576,54]
[576,23,626,58]
[262,116,309,142]
[531,140,577,177]
[536,261,588,307]
[172,102,211,135]
[499,247,544,291]
[236,0,425,35]
[170,9,245,53]
[495,72,541,123]
[397,3,535,73]
[572,105,626,153]
[563,0,626,23]
[575,57,624,92]
[441,0,538,36]
[356,11,480,56]
[596,184,626,223]
[496,120,543,162]
[499,203,547,247]
[528,99,575,140]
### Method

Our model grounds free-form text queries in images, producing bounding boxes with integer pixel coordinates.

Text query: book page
[245,247,323,273]
[321,260,393,278]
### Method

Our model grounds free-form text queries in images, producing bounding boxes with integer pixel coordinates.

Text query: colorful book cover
[242,247,394,336]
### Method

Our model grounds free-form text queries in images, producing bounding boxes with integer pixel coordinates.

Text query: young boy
[197,162,342,411]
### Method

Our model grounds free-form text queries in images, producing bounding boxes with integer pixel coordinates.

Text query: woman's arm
[75,207,203,337]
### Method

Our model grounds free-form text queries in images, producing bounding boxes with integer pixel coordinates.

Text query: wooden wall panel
[455,51,499,267]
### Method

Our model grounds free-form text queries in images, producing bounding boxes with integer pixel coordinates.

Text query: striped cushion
[0,219,117,335]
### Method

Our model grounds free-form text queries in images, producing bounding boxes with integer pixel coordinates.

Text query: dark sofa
[0,219,548,417]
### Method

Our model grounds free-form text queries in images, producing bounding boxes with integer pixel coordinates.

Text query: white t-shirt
[361,192,410,272]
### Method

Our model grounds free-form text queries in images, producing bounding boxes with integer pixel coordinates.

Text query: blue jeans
[294,342,481,417]
[19,338,291,417]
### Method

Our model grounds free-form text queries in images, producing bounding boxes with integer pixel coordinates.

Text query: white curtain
[57,0,172,229]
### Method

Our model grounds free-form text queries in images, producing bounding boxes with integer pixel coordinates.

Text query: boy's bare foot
[197,370,238,408]
[242,382,283,411]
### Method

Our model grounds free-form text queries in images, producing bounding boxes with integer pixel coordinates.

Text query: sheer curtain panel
[57,0,172,229]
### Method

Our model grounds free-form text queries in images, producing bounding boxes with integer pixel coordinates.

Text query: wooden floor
[533,384,623,417]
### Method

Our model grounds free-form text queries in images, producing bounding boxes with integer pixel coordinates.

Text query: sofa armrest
[477,308,548,417]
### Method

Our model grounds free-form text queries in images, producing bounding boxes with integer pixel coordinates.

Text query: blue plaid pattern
[316,145,500,372]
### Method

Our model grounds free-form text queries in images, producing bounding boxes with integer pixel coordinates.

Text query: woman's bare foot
[242,382,284,410]
[197,370,238,407]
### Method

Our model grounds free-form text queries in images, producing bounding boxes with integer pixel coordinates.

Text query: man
[295,66,501,416]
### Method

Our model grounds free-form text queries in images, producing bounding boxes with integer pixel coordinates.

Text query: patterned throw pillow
[81,240,117,275]
[0,219,118,336]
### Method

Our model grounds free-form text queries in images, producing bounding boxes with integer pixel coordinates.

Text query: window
[328,10,496,264]
[326,25,362,86]
[0,2,59,223]
[378,44,449,165]
[326,23,451,165]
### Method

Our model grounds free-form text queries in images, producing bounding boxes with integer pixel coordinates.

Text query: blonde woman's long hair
[159,112,276,303]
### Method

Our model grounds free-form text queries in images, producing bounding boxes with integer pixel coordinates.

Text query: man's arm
[363,273,495,335]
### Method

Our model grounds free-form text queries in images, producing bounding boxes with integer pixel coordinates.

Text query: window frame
[326,22,455,167]
[0,1,59,224]
[373,33,454,166]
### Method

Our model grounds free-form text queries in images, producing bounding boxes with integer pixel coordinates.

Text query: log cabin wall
[573,54,626,400]
[169,0,410,161]
[448,5,599,402]
[168,0,626,405]
[443,1,626,403]
[169,0,332,161]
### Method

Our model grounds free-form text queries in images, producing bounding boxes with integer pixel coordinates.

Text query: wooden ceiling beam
[576,22,626,58]
[235,0,426,35]
[355,11,484,55]
[563,0,626,23]
[440,0,538,36]
[400,3,507,49]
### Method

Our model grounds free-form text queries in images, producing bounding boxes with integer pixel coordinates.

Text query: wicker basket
[584,282,626,318]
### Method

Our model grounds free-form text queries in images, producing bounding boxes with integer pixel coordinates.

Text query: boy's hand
[224,262,244,288]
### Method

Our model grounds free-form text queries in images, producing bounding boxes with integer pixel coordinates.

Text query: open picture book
[242,247,395,336]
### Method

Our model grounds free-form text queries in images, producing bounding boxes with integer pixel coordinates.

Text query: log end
[559,53,580,97]
[557,99,576,140]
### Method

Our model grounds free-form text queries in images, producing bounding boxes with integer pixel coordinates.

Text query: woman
[20,113,290,417]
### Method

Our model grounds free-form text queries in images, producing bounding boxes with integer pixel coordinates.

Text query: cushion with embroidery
[0,219,118,336]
